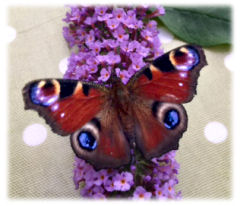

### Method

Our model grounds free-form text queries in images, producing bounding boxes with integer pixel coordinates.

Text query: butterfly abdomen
[118,110,136,144]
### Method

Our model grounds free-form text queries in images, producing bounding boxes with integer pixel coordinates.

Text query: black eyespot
[164,109,180,129]
[43,81,54,89]
[174,49,184,57]
[78,131,97,151]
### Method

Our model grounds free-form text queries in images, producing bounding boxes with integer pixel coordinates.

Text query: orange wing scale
[50,88,104,133]
[136,68,192,103]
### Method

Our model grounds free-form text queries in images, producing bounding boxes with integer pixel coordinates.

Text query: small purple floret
[63,5,181,200]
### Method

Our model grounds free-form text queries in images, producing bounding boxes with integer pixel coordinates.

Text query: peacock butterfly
[22,45,207,170]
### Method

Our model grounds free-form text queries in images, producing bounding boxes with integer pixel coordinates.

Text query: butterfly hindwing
[133,99,187,160]
[70,109,131,170]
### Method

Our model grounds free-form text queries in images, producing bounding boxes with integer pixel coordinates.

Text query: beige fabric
[8,7,231,199]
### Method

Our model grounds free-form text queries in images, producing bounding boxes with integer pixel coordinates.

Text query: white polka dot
[59,57,69,74]
[204,121,228,144]
[158,28,174,44]
[6,26,16,43]
[23,124,47,146]
[224,53,234,71]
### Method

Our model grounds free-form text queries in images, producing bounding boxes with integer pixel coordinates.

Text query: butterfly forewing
[23,79,107,135]
[130,45,207,104]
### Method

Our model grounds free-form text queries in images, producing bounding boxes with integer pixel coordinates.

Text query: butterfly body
[23,45,207,170]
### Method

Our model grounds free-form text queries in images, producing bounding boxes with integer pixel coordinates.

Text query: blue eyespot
[30,83,58,106]
[164,109,180,129]
[174,48,200,71]
[78,131,97,151]
[30,84,41,105]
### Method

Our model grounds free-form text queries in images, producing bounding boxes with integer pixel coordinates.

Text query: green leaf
[158,7,231,47]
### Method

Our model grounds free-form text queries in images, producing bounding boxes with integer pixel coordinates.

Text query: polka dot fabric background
[8,7,231,198]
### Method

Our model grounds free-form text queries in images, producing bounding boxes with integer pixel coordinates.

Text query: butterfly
[22,45,207,170]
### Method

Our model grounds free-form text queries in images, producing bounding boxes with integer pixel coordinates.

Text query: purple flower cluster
[63,6,164,84]
[63,5,182,199]
[73,150,181,199]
